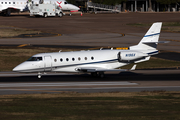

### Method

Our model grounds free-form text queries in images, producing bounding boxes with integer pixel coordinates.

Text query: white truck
[28,3,63,18]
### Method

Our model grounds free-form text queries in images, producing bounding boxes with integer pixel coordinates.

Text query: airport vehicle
[13,22,162,78]
[29,3,63,17]
[0,0,79,16]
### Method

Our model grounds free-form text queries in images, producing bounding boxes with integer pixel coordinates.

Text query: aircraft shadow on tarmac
[0,72,180,82]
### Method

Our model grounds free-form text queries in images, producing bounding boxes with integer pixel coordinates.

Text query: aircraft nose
[13,65,23,72]
[71,4,80,10]
[13,62,27,72]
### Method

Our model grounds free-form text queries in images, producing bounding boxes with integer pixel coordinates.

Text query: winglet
[130,64,137,71]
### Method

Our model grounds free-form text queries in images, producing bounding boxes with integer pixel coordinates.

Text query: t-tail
[130,22,162,55]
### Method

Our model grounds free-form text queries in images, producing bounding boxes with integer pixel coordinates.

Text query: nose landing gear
[37,72,47,78]
[38,72,42,79]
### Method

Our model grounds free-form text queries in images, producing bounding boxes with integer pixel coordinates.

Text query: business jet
[0,0,79,16]
[13,22,163,78]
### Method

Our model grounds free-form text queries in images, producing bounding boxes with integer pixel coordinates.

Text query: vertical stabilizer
[130,22,162,50]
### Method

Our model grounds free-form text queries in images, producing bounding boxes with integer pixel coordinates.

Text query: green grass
[0,92,180,120]
[122,57,180,69]
[127,22,180,33]
[0,26,41,38]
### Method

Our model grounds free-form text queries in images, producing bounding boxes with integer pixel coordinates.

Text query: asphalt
[0,13,180,95]
[0,70,180,94]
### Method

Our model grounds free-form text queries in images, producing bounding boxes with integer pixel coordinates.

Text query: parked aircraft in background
[0,0,79,16]
[13,22,162,78]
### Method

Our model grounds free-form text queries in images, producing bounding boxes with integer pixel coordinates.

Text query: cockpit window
[27,57,42,61]
[64,2,67,4]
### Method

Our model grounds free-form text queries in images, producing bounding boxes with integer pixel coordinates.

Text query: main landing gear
[91,72,104,78]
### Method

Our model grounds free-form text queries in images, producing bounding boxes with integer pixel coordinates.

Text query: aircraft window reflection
[27,57,43,61]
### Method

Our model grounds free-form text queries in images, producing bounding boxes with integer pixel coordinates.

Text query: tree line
[91,0,180,5]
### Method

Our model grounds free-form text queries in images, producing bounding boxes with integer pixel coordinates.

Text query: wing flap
[76,65,137,72]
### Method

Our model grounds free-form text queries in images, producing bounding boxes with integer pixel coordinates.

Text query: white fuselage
[13,50,125,72]
[0,0,28,12]
[13,49,155,73]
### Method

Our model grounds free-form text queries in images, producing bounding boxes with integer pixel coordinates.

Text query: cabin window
[13,2,15,4]
[60,58,63,62]
[1,2,3,4]
[72,58,75,61]
[66,58,69,61]
[91,57,94,60]
[27,57,43,61]
[5,2,7,4]
[85,57,87,60]
[64,2,67,4]
[9,2,11,4]
[78,57,81,61]
[54,59,57,62]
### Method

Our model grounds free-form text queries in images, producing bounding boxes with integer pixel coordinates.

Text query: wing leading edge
[76,65,136,72]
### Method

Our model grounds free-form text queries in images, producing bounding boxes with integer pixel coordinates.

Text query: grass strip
[0,91,180,120]
[127,22,180,33]
[0,26,41,38]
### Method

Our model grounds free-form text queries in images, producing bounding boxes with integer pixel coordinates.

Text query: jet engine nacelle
[118,51,148,62]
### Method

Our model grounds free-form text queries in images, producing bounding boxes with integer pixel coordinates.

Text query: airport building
[73,0,180,12]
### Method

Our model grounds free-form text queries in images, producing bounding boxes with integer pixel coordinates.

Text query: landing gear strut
[91,72,104,78]
[38,72,42,79]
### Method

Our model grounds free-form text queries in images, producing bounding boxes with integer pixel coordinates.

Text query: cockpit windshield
[27,57,43,61]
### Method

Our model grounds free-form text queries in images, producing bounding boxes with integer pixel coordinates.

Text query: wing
[76,65,136,72]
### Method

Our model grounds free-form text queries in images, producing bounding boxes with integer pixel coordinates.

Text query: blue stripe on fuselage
[147,51,159,55]
[144,33,160,37]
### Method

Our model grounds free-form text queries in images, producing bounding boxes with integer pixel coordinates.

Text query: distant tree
[156,0,180,11]
[156,0,180,4]
[91,0,127,6]
[66,0,77,5]
[148,0,152,11]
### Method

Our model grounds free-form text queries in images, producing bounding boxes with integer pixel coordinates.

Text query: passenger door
[44,56,52,71]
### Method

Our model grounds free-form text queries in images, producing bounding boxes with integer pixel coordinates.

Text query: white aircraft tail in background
[13,22,163,78]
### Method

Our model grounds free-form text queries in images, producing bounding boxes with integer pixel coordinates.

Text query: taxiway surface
[0,70,180,95]
[0,13,180,95]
